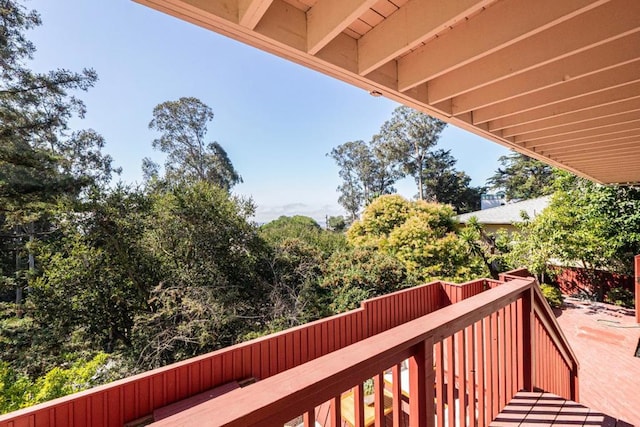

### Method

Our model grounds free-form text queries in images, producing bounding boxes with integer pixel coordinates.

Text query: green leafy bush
[604,287,634,308]
[346,195,483,282]
[0,353,109,414]
[540,284,563,308]
[321,247,414,313]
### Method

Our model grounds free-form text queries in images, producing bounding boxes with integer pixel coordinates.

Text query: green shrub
[604,287,634,308]
[540,284,563,308]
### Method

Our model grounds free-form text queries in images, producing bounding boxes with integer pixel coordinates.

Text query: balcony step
[491,391,632,427]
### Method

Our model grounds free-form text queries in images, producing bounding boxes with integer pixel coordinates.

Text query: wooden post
[521,288,534,391]
[409,339,432,427]
[635,255,640,323]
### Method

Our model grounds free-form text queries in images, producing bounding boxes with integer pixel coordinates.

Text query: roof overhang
[134,0,640,184]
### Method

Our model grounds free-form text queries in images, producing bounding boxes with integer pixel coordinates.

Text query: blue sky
[26,0,510,223]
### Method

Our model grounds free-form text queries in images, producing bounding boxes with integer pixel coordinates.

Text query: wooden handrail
[152,279,535,426]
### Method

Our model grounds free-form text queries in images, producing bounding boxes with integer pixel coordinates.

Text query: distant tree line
[329,106,484,220]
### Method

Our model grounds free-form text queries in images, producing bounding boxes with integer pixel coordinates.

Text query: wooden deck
[491,391,632,427]
[556,298,640,426]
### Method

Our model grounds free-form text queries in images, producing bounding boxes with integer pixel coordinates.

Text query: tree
[459,217,510,279]
[421,149,484,213]
[0,0,117,311]
[321,246,413,312]
[25,185,158,367]
[509,173,640,299]
[130,181,267,368]
[258,216,346,327]
[145,97,241,190]
[326,215,347,233]
[347,195,486,282]
[487,153,555,200]
[377,106,447,200]
[328,140,401,220]
[259,215,346,258]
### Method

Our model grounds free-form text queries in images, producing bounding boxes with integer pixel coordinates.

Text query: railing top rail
[361,280,442,303]
[153,278,536,427]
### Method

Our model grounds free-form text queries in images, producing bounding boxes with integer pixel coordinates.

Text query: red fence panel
[0,280,456,426]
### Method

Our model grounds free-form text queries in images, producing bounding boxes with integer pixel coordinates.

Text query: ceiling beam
[510,111,640,142]
[451,32,640,114]
[426,0,640,103]
[501,97,640,137]
[133,0,240,26]
[306,0,378,55]
[556,150,640,163]
[517,116,640,143]
[357,0,491,76]
[532,130,640,151]
[540,141,640,158]
[238,0,274,28]
[472,60,640,123]
[562,158,640,167]
[396,0,607,92]
[488,81,640,131]
[540,137,640,156]
[522,120,640,148]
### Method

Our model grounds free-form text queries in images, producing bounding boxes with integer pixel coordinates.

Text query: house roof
[134,0,640,185]
[457,196,550,225]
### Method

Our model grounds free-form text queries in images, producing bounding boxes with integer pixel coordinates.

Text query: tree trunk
[14,236,23,317]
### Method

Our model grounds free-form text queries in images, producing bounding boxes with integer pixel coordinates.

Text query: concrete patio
[556,297,640,426]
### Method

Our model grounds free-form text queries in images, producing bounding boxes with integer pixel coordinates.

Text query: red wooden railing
[150,276,579,427]
[0,278,492,427]
[500,272,580,401]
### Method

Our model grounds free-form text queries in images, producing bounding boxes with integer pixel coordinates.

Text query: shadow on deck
[491,391,632,427]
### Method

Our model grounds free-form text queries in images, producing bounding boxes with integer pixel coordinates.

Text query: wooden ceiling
[134,0,640,184]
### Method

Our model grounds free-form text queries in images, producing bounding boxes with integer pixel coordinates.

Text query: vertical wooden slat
[293,330,301,366]
[391,364,402,427]
[330,396,341,427]
[316,323,323,358]
[435,342,445,427]
[457,330,467,427]
[516,299,523,392]
[321,322,329,355]
[354,383,365,427]
[447,335,455,427]
[505,304,512,402]
[476,321,486,427]
[498,308,506,410]
[490,312,499,420]
[303,409,315,427]
[373,373,385,427]
[466,325,477,427]
[426,340,436,427]
[409,341,427,427]
[522,289,533,391]
[511,303,518,396]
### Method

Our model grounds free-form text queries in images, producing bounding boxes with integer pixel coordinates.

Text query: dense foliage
[487,153,555,201]
[492,172,640,303]
[347,195,486,282]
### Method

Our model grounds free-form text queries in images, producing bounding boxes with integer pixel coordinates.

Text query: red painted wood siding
[1,280,484,427]
[150,277,576,427]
